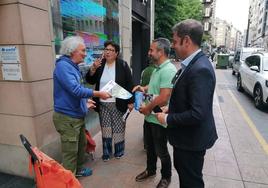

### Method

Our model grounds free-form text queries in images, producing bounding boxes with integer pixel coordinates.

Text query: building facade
[215,18,231,48]
[235,30,243,50]
[214,17,243,51]
[0,0,154,177]
[230,27,243,51]
[132,0,153,84]
[202,0,217,46]
[247,0,268,49]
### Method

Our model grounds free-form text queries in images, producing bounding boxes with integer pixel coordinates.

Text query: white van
[232,47,263,75]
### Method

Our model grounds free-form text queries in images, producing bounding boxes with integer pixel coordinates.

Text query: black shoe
[135,170,156,182]
[156,178,171,188]
[102,155,110,162]
[115,154,124,159]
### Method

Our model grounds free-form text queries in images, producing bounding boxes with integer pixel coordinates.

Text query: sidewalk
[79,81,268,187]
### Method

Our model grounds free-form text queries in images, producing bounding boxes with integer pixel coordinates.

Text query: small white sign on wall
[1,64,22,80]
[0,46,22,80]
[0,46,20,64]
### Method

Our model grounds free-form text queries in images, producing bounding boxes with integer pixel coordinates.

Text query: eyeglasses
[104,48,115,52]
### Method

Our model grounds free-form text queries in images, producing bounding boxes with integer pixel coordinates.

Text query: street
[216,68,268,144]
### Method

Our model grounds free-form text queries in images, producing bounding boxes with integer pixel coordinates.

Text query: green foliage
[155,0,178,39]
[177,0,203,22]
[155,0,203,39]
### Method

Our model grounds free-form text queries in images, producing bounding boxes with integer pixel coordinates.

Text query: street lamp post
[245,18,250,47]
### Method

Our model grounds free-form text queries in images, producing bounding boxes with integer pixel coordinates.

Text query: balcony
[202,0,213,4]
[204,22,211,32]
[203,7,212,18]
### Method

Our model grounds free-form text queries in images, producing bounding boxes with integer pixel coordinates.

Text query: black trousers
[143,120,147,149]
[173,147,206,188]
[145,121,171,179]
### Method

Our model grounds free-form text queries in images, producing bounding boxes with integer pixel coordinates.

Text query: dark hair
[104,40,120,54]
[152,38,171,56]
[172,19,203,47]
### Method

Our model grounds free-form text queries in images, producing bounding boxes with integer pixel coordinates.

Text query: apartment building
[214,17,243,51]
[215,18,231,48]
[202,0,217,46]
[247,0,268,49]
[230,27,243,51]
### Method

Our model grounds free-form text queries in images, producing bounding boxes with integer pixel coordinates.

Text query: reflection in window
[51,0,119,66]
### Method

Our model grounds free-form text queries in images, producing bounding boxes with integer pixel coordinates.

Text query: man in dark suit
[156,19,218,188]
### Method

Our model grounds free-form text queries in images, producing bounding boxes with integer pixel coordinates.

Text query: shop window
[51,0,119,66]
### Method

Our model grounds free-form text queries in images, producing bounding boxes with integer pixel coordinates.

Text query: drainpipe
[150,0,154,42]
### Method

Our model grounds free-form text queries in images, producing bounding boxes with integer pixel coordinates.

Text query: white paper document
[100,80,132,100]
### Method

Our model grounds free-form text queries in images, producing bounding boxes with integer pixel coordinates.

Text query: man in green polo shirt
[133,38,177,188]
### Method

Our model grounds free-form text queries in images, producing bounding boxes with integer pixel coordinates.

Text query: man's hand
[86,99,96,109]
[94,91,111,100]
[128,103,134,112]
[161,106,169,113]
[139,104,151,115]
[156,112,167,125]
[132,85,146,93]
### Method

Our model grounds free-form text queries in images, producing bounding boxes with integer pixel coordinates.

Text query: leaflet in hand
[100,80,132,100]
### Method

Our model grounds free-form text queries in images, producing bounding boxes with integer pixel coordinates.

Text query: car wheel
[232,70,236,75]
[237,74,244,92]
[254,85,264,109]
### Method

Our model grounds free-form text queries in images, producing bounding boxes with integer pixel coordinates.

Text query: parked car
[237,52,268,109]
[232,47,263,75]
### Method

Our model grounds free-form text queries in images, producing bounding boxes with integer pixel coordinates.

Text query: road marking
[228,90,268,155]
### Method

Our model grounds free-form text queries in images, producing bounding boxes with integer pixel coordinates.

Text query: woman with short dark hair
[86,40,134,161]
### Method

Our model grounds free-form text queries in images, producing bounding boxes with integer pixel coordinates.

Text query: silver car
[232,47,263,75]
[237,52,268,109]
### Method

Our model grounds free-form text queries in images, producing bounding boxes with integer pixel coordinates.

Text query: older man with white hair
[53,36,110,177]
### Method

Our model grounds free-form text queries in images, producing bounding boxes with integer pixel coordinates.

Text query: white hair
[59,36,85,56]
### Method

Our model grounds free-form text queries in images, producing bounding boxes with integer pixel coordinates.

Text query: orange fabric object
[29,147,82,188]
[85,129,96,153]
